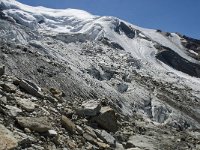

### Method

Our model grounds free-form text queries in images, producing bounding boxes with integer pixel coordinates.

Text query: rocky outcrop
[115,22,136,39]
[156,48,200,78]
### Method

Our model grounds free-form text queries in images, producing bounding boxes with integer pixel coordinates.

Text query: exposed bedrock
[156,48,200,78]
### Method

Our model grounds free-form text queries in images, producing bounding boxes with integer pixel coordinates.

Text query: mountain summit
[0,0,200,149]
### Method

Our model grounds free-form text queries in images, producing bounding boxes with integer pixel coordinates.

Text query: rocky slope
[0,0,200,149]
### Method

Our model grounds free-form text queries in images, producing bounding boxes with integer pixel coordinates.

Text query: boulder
[5,105,22,117]
[2,83,17,93]
[16,97,36,112]
[77,100,101,117]
[0,96,7,104]
[0,65,5,76]
[95,129,116,146]
[93,106,118,132]
[48,130,57,137]
[0,124,18,150]
[19,79,43,98]
[16,117,51,133]
[61,115,76,133]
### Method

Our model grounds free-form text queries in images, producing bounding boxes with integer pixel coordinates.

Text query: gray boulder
[16,97,36,112]
[0,124,18,150]
[5,105,22,117]
[93,106,118,132]
[16,117,52,133]
[19,79,43,98]
[61,115,76,133]
[95,129,116,146]
[77,100,101,117]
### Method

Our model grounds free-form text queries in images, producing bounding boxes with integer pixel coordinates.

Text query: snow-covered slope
[0,0,200,130]
[1,0,199,76]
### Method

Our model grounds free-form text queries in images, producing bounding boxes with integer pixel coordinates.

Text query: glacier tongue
[0,0,200,130]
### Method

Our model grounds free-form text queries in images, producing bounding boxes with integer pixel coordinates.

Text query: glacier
[0,0,200,130]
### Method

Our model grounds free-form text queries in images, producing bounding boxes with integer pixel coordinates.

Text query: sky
[17,0,200,39]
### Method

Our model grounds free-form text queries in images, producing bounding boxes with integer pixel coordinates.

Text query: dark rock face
[180,35,200,61]
[115,22,135,39]
[156,49,200,78]
[182,35,200,52]
[100,37,124,50]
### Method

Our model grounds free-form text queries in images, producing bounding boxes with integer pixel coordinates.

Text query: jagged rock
[61,115,76,133]
[93,106,118,132]
[5,105,22,117]
[19,79,43,98]
[16,97,36,112]
[0,65,5,76]
[115,22,135,39]
[0,124,18,150]
[95,129,116,146]
[16,117,52,133]
[77,100,101,117]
